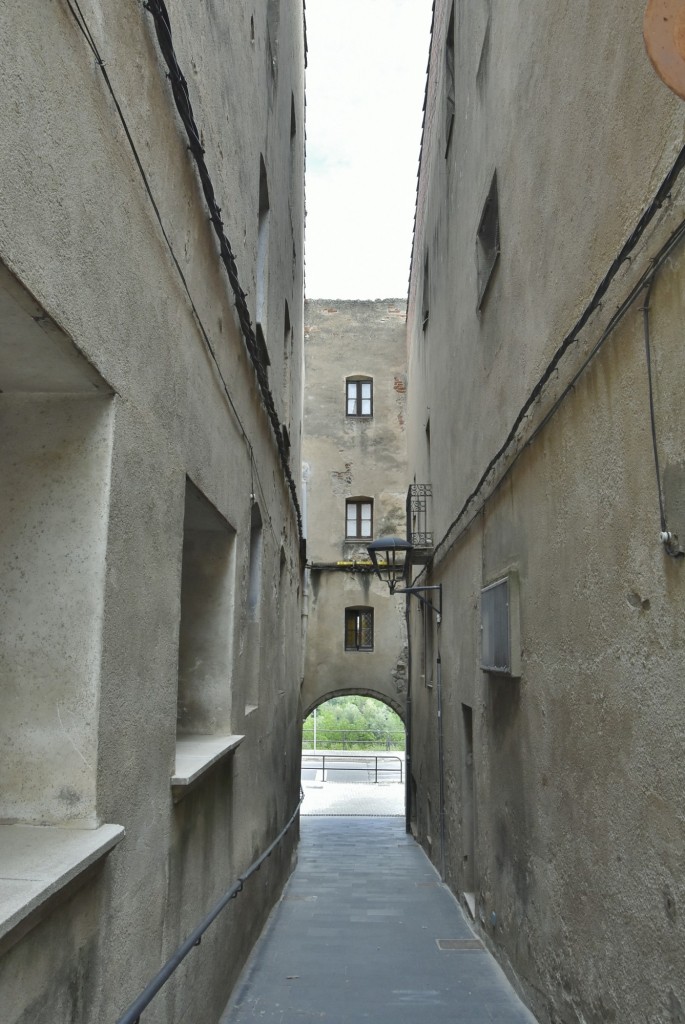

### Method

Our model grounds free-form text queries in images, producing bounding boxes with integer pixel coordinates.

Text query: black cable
[427,162,685,571]
[66,0,100,59]
[641,279,668,534]
[64,2,243,434]
[142,0,302,537]
[65,0,302,539]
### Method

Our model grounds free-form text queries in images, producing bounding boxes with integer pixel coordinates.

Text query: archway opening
[303,695,404,751]
[301,696,405,817]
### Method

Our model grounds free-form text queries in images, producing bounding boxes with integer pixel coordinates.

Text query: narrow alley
[2,2,685,1021]
[221,816,535,1024]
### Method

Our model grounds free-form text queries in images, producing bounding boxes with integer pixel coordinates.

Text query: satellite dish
[644,0,685,100]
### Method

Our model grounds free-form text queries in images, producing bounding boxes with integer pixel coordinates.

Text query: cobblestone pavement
[221,817,538,1023]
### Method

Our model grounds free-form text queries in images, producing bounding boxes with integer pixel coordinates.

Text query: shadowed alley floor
[220,817,537,1023]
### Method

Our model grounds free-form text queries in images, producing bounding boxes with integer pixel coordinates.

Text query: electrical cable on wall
[142,0,302,537]
[419,166,685,578]
[64,0,302,542]
[641,278,683,556]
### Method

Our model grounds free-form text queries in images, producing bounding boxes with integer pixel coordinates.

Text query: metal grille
[407,483,433,549]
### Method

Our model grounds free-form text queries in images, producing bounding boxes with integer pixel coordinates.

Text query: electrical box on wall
[480,573,521,677]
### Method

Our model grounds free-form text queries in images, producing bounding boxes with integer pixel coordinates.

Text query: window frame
[345,497,373,540]
[344,607,374,652]
[345,377,373,418]
[476,171,500,311]
[444,2,455,156]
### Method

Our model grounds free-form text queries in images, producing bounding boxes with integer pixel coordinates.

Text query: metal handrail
[301,729,405,750]
[116,790,304,1024]
[302,753,403,784]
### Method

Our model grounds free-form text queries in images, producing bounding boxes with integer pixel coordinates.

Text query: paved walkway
[221,817,537,1023]
[301,779,404,816]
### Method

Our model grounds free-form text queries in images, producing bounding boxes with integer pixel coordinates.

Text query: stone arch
[302,687,406,724]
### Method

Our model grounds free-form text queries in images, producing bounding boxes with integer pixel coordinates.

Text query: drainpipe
[436,625,445,881]
[301,464,311,680]
[404,592,412,835]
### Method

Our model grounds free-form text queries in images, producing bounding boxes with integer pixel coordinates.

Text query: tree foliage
[302,696,404,750]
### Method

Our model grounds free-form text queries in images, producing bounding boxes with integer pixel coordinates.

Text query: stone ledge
[0,822,125,951]
[172,734,244,800]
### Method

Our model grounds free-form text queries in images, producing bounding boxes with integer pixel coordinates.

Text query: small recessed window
[178,480,236,736]
[422,252,430,330]
[256,156,270,343]
[346,498,373,539]
[480,573,521,677]
[476,171,500,310]
[346,377,373,417]
[345,607,374,651]
[445,3,455,155]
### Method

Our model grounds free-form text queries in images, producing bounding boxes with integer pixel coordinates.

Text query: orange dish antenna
[644,0,685,99]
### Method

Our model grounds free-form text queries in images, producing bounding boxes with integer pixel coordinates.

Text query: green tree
[302,696,404,750]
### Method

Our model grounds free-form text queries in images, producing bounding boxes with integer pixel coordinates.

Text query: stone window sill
[0,822,124,953]
[172,734,244,801]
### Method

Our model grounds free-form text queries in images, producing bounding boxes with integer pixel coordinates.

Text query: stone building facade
[405,3,685,1023]
[302,301,408,722]
[0,2,305,1022]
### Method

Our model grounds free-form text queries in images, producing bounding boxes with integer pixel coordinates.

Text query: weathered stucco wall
[0,1,305,1021]
[407,2,685,1023]
[302,301,408,721]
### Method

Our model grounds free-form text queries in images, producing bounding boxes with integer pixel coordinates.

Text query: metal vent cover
[480,573,521,677]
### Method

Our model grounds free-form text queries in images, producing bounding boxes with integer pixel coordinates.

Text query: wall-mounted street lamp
[367,536,445,879]
[367,536,442,617]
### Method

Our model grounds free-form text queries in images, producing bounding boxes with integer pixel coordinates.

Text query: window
[247,503,263,621]
[476,171,500,310]
[422,251,430,330]
[346,498,373,539]
[1,393,114,827]
[256,156,270,340]
[480,573,521,677]
[476,15,491,94]
[445,3,455,154]
[267,0,280,81]
[345,607,374,651]
[244,502,263,712]
[283,300,293,427]
[177,480,236,736]
[346,377,373,417]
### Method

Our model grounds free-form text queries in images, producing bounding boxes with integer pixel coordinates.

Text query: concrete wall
[0,1,305,1021]
[406,3,685,1023]
[302,301,408,720]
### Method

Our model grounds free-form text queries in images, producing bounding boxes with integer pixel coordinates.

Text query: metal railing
[116,790,304,1024]
[406,483,433,551]
[302,754,403,784]
[301,729,404,751]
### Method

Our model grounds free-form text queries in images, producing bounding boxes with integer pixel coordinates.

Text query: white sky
[304,0,433,300]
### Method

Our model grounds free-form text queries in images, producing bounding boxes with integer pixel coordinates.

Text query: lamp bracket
[394,583,442,620]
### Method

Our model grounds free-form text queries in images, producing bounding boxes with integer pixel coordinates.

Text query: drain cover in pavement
[436,939,484,951]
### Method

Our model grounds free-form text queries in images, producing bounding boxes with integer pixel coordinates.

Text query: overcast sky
[304,0,433,300]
